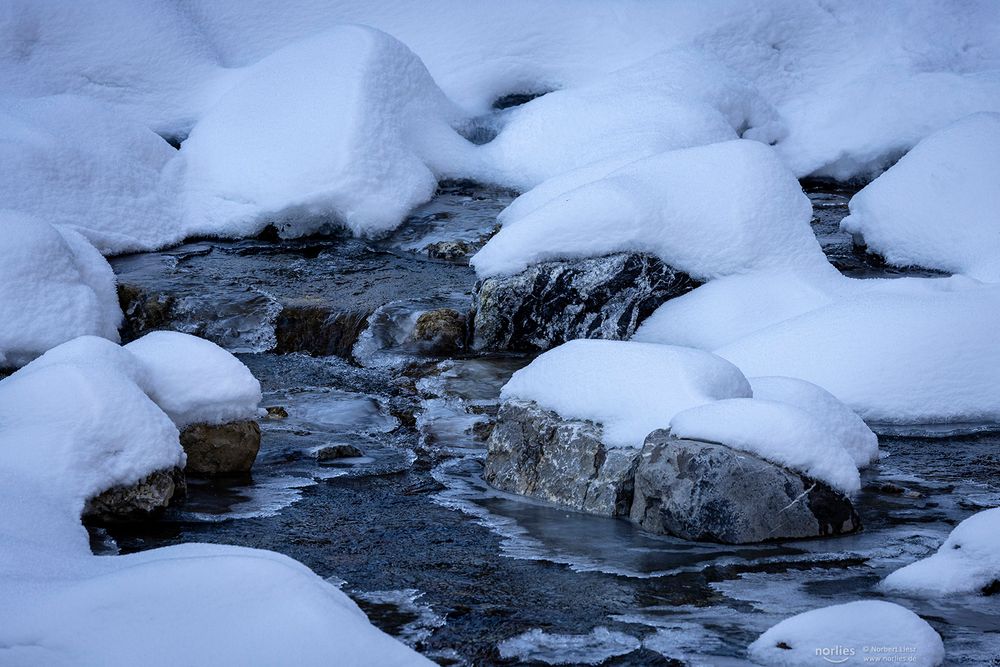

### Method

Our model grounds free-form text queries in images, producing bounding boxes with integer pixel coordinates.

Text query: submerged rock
[180,420,261,475]
[473,252,699,351]
[407,308,468,355]
[484,400,639,516]
[316,444,365,461]
[83,467,185,523]
[630,431,860,544]
[274,301,370,359]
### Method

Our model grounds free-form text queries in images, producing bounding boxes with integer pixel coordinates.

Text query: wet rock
[630,431,860,544]
[117,283,176,343]
[180,420,261,475]
[265,405,288,419]
[274,301,369,358]
[425,240,472,262]
[316,444,365,461]
[484,400,639,516]
[83,467,185,523]
[407,308,468,355]
[473,253,699,351]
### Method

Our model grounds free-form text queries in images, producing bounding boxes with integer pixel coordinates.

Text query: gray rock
[316,444,365,461]
[630,431,860,544]
[473,252,699,351]
[180,420,261,475]
[83,467,185,523]
[484,400,639,516]
[425,240,472,262]
[406,308,468,355]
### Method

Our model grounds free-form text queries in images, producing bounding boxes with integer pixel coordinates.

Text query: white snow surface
[125,331,262,428]
[500,340,752,448]
[748,600,944,667]
[842,112,1000,282]
[472,140,825,280]
[669,398,861,493]
[882,507,1000,597]
[0,212,122,367]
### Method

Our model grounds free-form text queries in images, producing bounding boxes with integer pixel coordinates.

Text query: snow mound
[125,331,262,428]
[472,140,825,280]
[181,24,473,240]
[0,95,185,254]
[500,339,751,448]
[842,113,1000,281]
[0,212,122,368]
[748,600,944,667]
[882,507,1000,597]
[669,398,861,493]
[749,376,878,467]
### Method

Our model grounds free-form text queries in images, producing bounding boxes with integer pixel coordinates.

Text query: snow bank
[500,339,752,448]
[126,331,262,428]
[0,212,122,368]
[842,113,1000,281]
[882,508,1000,597]
[748,600,944,667]
[749,377,878,467]
[181,25,473,240]
[472,140,825,280]
[669,399,861,493]
[0,95,184,254]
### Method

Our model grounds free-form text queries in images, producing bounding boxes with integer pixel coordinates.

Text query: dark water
[102,182,1000,665]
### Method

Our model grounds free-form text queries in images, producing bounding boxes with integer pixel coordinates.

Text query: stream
[98,182,1000,665]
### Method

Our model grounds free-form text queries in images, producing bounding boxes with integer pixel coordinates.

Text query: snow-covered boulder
[748,600,944,667]
[0,212,122,368]
[841,113,1000,281]
[181,24,473,240]
[882,507,1000,597]
[0,95,185,254]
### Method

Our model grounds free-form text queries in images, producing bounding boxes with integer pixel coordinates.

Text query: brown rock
[83,467,185,523]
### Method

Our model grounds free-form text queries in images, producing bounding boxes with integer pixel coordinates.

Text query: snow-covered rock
[842,113,1000,281]
[180,24,472,240]
[0,213,122,368]
[748,600,944,667]
[472,140,825,281]
[0,95,185,254]
[882,507,1000,597]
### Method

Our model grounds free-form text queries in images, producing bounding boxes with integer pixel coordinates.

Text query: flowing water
[101,182,999,665]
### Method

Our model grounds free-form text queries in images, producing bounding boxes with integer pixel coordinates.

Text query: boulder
[407,308,468,355]
[473,252,699,351]
[630,431,860,544]
[180,420,261,475]
[83,467,185,523]
[484,400,639,516]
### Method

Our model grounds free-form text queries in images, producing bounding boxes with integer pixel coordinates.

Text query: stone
[425,240,472,262]
[117,283,176,343]
[180,420,261,475]
[630,431,860,544]
[83,467,185,523]
[407,308,468,355]
[274,301,369,359]
[473,252,699,351]
[316,444,365,461]
[265,405,289,419]
[484,400,639,516]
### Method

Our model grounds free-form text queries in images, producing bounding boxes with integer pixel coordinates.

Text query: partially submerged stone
[83,467,185,523]
[407,308,468,355]
[180,420,261,475]
[316,444,365,461]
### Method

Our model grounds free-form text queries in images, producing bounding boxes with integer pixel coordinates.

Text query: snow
[0,212,122,368]
[472,140,825,280]
[125,331,262,428]
[669,398,861,493]
[842,113,1000,282]
[500,339,752,448]
[749,377,878,467]
[0,95,185,254]
[180,25,472,240]
[882,507,1000,597]
[748,600,945,667]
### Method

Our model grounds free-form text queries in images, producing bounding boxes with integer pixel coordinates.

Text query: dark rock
[265,405,289,419]
[274,301,369,358]
[83,467,185,523]
[180,420,261,475]
[473,252,699,351]
[117,283,176,343]
[316,444,366,461]
[484,400,639,516]
[425,240,472,262]
[630,431,860,544]
[407,308,468,355]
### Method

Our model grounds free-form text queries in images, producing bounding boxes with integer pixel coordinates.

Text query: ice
[497,627,641,665]
[842,113,1000,281]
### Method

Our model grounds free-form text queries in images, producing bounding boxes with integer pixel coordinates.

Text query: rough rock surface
[274,301,369,358]
[407,308,468,355]
[83,467,185,523]
[180,420,261,475]
[484,400,639,516]
[117,283,176,343]
[473,252,699,351]
[630,431,860,544]
[317,444,365,461]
